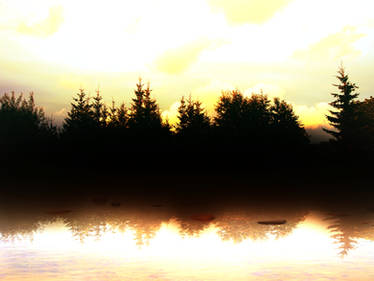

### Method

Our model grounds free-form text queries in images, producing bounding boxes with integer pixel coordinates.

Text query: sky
[1,0,374,129]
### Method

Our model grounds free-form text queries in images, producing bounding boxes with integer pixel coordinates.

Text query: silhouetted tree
[62,89,94,135]
[270,97,309,145]
[107,100,128,129]
[214,90,249,131]
[324,66,360,145]
[246,93,272,136]
[175,95,210,136]
[213,90,271,143]
[128,79,170,139]
[0,92,56,145]
[91,89,108,128]
[355,96,374,149]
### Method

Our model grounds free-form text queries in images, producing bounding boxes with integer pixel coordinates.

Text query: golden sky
[1,0,374,127]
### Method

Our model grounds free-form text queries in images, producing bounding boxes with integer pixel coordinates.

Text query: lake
[1,193,374,281]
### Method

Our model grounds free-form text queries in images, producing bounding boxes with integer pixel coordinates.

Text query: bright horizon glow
[1,0,374,129]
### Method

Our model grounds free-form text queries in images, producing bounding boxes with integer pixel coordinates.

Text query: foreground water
[1,193,374,281]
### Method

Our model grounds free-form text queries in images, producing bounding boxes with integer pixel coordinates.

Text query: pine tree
[108,99,118,128]
[355,96,374,149]
[177,96,188,131]
[143,82,162,130]
[270,97,309,145]
[214,90,248,130]
[128,78,163,131]
[91,89,108,128]
[128,78,145,129]
[324,66,360,144]
[246,93,272,131]
[108,100,128,129]
[176,95,210,135]
[214,90,272,143]
[0,92,56,144]
[117,102,128,128]
[62,89,94,134]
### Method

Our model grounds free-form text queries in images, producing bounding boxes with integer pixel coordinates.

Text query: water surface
[1,196,374,280]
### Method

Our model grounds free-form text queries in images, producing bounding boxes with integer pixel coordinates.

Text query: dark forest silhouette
[1,78,310,146]
[2,68,373,149]
[1,66,373,187]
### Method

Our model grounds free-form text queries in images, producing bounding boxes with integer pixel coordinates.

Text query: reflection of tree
[324,211,374,257]
[0,205,50,241]
[215,210,307,243]
[0,219,43,241]
[127,217,163,246]
[3,203,374,259]
[172,208,307,243]
[331,230,357,257]
[325,215,357,257]
[0,206,308,246]
[64,212,166,246]
[177,218,212,238]
[67,218,114,242]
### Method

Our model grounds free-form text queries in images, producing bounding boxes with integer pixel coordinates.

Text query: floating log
[257,220,286,225]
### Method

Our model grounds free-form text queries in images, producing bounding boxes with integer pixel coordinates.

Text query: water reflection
[1,202,374,280]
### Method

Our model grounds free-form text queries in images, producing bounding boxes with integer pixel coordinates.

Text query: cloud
[155,39,212,74]
[293,26,365,61]
[294,102,330,127]
[17,6,64,37]
[161,101,181,126]
[208,0,293,24]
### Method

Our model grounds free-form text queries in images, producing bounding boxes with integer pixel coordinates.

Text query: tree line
[1,67,373,151]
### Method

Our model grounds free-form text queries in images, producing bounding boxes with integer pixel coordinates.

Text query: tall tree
[175,95,210,135]
[246,93,272,132]
[355,96,374,149]
[323,66,360,144]
[143,82,163,130]
[214,90,271,142]
[62,89,94,135]
[107,100,128,129]
[128,79,164,131]
[270,97,309,145]
[0,92,56,144]
[214,90,249,131]
[91,89,108,128]
[128,79,145,129]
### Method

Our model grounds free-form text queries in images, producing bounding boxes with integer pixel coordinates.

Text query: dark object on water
[257,220,287,225]
[45,210,72,216]
[92,197,108,205]
[111,202,121,207]
[191,214,215,222]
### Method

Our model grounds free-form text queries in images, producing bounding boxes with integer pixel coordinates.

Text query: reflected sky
[1,209,374,281]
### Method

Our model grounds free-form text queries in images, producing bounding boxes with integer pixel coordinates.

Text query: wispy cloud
[155,39,213,74]
[17,6,64,37]
[293,26,365,61]
[208,0,293,24]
